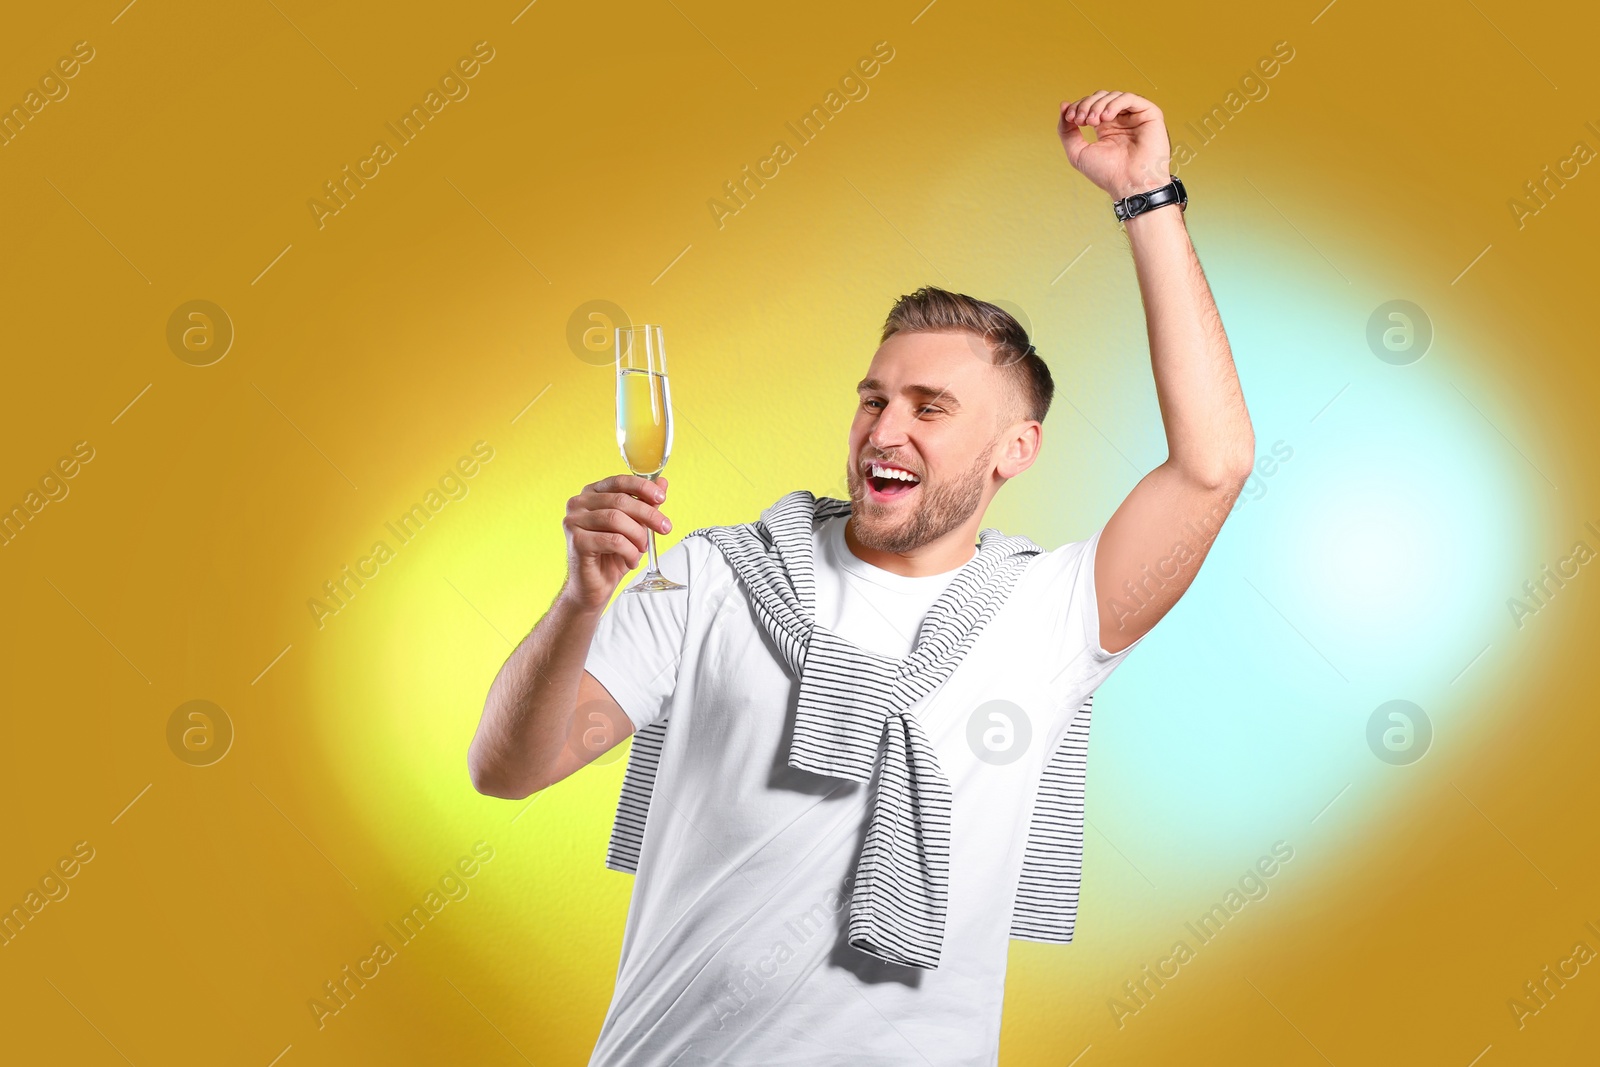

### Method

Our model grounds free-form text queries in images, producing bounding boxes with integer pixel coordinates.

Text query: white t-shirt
[583,513,1146,1066]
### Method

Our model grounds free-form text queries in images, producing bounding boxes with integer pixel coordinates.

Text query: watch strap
[1112,176,1187,222]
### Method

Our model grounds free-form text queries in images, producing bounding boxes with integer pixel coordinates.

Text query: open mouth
[864,461,921,501]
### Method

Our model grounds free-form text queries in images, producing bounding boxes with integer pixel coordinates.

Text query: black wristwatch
[1112,176,1187,223]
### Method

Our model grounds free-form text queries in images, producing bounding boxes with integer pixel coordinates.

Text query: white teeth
[869,463,920,483]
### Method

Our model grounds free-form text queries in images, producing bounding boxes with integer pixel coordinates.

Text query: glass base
[626,571,687,593]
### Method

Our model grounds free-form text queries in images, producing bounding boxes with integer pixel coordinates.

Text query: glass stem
[644,474,662,575]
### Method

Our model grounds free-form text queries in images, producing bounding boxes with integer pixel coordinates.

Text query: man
[468,90,1253,1065]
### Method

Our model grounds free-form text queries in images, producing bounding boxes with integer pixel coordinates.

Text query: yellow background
[2,0,1597,1063]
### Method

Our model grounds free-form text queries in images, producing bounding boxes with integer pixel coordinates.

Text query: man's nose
[868,402,914,448]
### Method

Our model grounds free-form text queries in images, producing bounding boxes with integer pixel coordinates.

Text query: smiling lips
[864,460,921,500]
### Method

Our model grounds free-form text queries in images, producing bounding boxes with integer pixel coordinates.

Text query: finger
[611,491,672,534]
[1094,92,1150,126]
[1087,92,1129,126]
[569,506,652,555]
[572,527,644,567]
[566,509,647,560]
[1069,89,1112,125]
[1101,93,1160,127]
[593,472,665,502]
[1062,92,1100,120]
[582,491,671,534]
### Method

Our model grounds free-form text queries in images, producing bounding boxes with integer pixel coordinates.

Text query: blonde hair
[879,286,1054,425]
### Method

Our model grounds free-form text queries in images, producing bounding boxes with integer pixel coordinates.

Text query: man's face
[846,330,1012,554]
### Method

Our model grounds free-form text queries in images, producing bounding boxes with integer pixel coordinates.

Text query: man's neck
[842,516,981,578]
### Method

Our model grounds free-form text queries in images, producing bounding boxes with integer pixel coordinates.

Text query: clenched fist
[1057,90,1173,200]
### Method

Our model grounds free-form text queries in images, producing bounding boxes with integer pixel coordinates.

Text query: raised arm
[1057,91,1255,654]
[468,473,672,798]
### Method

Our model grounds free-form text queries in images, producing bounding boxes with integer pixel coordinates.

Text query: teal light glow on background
[1062,228,1542,900]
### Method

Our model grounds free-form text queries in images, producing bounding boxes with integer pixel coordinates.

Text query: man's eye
[860,399,940,415]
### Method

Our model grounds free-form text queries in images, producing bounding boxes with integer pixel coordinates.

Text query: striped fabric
[1010,692,1095,942]
[604,489,1101,969]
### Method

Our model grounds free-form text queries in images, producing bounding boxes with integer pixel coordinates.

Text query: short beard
[847,432,998,554]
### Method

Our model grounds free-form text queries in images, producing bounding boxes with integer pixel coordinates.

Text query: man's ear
[996,422,1042,479]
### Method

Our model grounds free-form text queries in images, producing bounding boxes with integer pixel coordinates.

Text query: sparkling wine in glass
[615,324,685,593]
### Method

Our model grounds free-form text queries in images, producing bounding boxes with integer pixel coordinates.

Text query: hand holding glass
[615,324,686,593]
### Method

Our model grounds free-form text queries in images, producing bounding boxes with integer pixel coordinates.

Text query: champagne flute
[615,324,686,593]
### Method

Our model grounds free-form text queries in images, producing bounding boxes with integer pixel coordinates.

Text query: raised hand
[562,474,671,610]
[1057,90,1172,200]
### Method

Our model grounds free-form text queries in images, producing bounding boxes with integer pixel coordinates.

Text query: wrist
[1107,165,1173,199]
[1109,177,1169,199]
[555,578,610,621]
